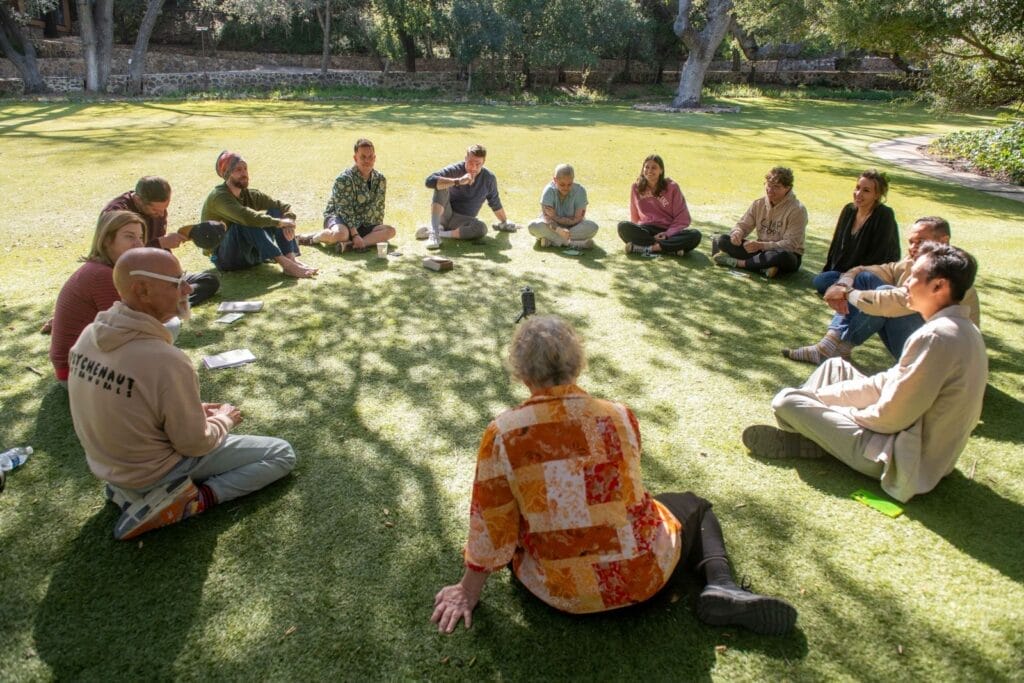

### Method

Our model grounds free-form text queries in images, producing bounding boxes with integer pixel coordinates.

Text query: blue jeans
[813,270,841,295]
[211,209,299,271]
[829,272,924,358]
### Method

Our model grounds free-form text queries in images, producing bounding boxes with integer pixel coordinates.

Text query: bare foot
[277,255,317,278]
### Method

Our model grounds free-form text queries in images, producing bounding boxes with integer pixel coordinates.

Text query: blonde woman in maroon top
[49,211,146,383]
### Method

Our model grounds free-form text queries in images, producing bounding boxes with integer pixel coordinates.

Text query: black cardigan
[822,203,900,273]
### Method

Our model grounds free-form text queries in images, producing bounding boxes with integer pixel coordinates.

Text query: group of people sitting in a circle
[46,139,986,640]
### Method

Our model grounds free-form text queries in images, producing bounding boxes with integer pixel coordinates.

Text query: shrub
[929,122,1024,185]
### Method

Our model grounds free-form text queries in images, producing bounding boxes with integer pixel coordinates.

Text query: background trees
[0,0,54,93]
[4,0,1020,107]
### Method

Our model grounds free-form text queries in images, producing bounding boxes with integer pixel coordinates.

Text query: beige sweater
[68,302,233,489]
[814,305,987,502]
[732,190,808,254]
[844,258,981,327]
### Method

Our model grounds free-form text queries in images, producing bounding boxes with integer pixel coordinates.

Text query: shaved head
[114,248,185,321]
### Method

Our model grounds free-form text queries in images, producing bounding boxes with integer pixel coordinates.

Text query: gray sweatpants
[432,188,487,239]
[527,219,599,246]
[106,434,296,508]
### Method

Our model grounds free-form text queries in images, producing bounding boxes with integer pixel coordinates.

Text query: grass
[1,96,1022,681]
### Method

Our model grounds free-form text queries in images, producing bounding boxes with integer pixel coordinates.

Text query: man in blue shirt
[418,144,514,250]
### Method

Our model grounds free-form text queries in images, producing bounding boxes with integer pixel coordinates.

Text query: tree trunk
[0,5,48,94]
[672,0,733,108]
[127,0,165,96]
[316,0,332,75]
[729,16,758,62]
[399,29,416,72]
[95,0,114,89]
[77,0,100,90]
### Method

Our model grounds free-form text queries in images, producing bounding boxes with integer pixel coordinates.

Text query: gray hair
[554,163,575,179]
[507,315,586,387]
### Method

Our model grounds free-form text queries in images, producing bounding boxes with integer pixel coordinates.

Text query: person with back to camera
[710,166,807,278]
[68,248,297,540]
[48,210,146,385]
[812,169,899,294]
[527,163,599,250]
[431,315,797,636]
[618,154,701,257]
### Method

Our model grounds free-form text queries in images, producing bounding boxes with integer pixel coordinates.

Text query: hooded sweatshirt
[732,190,808,254]
[68,301,233,489]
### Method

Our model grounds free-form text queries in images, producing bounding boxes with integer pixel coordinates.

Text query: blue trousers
[211,209,299,271]
[828,271,923,358]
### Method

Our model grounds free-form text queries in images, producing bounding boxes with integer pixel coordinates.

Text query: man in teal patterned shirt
[298,139,397,252]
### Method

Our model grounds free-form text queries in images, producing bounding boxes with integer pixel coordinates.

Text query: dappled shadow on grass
[605,231,842,395]
[33,479,288,679]
[754,454,1024,585]
[27,242,597,678]
[975,384,1024,445]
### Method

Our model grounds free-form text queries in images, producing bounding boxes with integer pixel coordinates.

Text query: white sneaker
[568,239,593,250]
[426,234,441,250]
[415,226,430,240]
[537,237,550,248]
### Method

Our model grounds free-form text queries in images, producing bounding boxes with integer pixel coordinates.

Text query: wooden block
[422,256,454,272]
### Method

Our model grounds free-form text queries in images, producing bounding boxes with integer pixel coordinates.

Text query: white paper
[217,301,263,312]
[203,348,256,370]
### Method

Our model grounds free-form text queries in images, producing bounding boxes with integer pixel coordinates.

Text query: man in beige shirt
[783,216,980,365]
[745,243,987,502]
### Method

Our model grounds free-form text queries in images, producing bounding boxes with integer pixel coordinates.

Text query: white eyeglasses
[130,269,189,288]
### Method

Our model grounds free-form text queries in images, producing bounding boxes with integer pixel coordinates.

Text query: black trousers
[654,491,732,585]
[618,222,702,254]
[186,272,220,306]
[711,234,801,274]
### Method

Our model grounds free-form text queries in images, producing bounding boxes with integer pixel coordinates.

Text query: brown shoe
[296,233,316,246]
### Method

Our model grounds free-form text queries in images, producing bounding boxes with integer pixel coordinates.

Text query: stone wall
[1,38,912,96]
[0,68,463,97]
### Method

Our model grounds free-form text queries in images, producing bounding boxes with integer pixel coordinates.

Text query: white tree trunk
[127,0,165,95]
[76,0,99,91]
[672,0,733,108]
[95,0,114,89]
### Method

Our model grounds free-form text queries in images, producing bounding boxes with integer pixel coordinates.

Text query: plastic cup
[376,242,389,258]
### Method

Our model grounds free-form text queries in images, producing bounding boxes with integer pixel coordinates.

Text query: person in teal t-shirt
[527,164,599,250]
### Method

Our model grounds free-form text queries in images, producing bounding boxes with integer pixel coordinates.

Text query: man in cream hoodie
[711,167,808,278]
[69,248,295,540]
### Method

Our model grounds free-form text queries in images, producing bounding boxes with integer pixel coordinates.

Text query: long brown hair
[635,154,667,197]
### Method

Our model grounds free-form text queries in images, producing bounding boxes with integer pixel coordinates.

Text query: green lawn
[1,97,1021,681]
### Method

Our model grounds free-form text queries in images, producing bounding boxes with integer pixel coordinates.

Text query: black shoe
[697,584,797,635]
[742,425,827,459]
